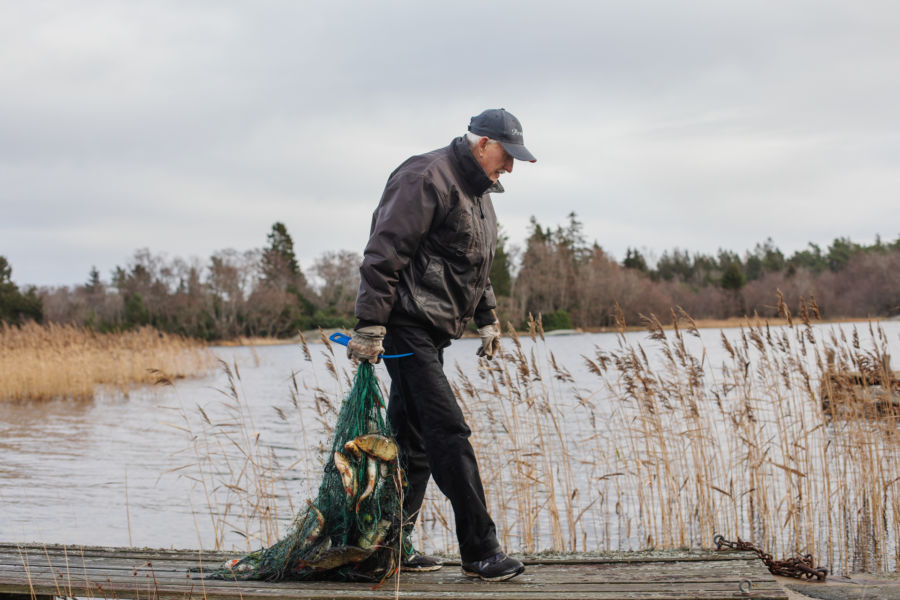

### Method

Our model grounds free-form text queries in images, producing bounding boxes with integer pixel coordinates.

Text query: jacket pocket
[442,201,476,256]
[420,257,444,292]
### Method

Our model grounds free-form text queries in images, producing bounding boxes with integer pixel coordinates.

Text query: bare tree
[312,250,361,316]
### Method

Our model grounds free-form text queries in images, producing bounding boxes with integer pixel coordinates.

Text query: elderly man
[348,109,535,582]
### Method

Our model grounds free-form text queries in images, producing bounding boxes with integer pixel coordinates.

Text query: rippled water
[2,322,899,554]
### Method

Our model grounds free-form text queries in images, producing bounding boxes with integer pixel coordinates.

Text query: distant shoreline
[211,316,888,347]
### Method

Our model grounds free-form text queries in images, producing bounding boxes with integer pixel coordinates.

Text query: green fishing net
[209,361,406,582]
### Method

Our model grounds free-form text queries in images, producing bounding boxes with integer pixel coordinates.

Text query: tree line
[12,223,360,340]
[509,213,899,328]
[2,217,898,338]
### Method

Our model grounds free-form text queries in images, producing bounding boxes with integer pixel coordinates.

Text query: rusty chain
[714,534,828,581]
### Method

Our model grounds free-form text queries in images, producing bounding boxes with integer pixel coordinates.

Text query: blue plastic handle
[328,332,413,359]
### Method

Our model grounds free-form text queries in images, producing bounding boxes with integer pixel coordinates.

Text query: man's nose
[506,156,514,173]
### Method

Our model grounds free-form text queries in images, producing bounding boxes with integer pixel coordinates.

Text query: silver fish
[333,451,357,498]
[356,456,378,513]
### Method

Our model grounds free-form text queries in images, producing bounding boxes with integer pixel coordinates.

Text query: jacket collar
[450,137,504,196]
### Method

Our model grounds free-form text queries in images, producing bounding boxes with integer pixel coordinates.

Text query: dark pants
[383,324,501,563]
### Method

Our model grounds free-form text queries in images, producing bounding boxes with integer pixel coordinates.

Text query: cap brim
[500,141,537,163]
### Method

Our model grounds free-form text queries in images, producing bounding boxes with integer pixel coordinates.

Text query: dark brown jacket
[355,137,500,338]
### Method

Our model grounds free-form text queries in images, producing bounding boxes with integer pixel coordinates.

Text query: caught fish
[343,439,361,459]
[333,451,357,498]
[212,547,264,575]
[297,545,372,571]
[358,519,392,549]
[344,434,398,462]
[356,456,378,513]
[304,537,331,563]
[220,557,255,574]
[300,501,325,546]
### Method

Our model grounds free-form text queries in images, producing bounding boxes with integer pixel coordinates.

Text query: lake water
[2,321,899,568]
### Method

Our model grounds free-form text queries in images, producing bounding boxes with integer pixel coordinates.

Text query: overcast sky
[2,1,898,287]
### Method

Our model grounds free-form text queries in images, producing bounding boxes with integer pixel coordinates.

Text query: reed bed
[170,331,346,551]
[182,308,900,575]
[0,321,212,401]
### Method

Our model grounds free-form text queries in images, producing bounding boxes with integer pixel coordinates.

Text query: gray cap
[468,108,536,163]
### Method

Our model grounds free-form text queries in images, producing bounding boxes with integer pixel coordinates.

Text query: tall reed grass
[0,321,212,402]
[170,331,346,550]
[181,305,900,575]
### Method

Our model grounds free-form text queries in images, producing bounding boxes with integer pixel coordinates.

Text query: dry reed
[169,330,345,551]
[0,321,212,402]
[430,302,900,575]
[169,359,289,550]
[181,306,900,576]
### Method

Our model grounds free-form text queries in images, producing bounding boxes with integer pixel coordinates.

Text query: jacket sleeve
[473,279,498,327]
[355,170,439,325]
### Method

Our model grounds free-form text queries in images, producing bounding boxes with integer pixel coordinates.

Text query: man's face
[474,138,514,183]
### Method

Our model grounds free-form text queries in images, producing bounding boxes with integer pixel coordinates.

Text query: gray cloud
[2,1,899,285]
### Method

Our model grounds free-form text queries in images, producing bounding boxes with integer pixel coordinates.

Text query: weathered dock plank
[0,543,787,600]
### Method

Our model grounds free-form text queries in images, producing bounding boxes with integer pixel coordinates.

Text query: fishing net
[208,361,406,582]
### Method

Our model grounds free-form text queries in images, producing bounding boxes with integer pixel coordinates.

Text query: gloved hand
[476,321,501,360]
[347,325,386,364]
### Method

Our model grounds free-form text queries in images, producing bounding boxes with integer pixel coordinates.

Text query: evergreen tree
[788,243,827,274]
[0,256,43,324]
[720,262,746,291]
[0,256,13,291]
[527,215,550,243]
[623,248,648,272]
[261,222,308,291]
[85,266,103,294]
[826,237,860,272]
[267,222,300,275]
[655,248,693,282]
[560,211,587,254]
[759,238,786,273]
[744,238,784,281]
[258,222,317,332]
[124,292,150,327]
[490,228,512,297]
[692,253,719,287]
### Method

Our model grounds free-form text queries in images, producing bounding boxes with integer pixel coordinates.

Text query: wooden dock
[0,543,787,599]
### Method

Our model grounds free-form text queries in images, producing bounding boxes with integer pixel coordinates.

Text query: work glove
[347,325,386,364]
[476,321,501,360]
